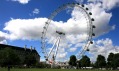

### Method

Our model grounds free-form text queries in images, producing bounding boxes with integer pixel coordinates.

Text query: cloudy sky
[0,0,119,62]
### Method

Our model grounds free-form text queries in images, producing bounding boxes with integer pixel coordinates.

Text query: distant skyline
[0,0,119,61]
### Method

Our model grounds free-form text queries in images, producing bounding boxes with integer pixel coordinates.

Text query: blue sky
[0,0,119,61]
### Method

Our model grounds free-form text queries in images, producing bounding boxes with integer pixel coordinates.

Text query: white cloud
[57,52,67,59]
[102,0,119,10]
[1,4,113,42]
[89,38,119,61]
[88,3,115,37]
[69,47,77,52]
[11,0,30,4]
[88,0,119,10]
[0,40,7,44]
[3,18,47,40]
[0,31,9,44]
[33,8,40,15]
[29,8,40,16]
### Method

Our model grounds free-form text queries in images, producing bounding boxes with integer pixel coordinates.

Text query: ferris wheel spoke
[48,36,60,59]
[41,3,96,63]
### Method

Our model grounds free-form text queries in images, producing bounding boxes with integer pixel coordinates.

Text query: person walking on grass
[8,65,10,71]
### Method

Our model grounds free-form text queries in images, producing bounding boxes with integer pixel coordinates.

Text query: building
[0,44,40,64]
[56,61,69,69]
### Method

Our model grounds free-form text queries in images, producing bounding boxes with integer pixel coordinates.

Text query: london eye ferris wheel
[41,3,95,64]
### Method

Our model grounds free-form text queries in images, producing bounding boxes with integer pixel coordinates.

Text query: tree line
[0,47,38,68]
[69,53,119,70]
[0,47,119,69]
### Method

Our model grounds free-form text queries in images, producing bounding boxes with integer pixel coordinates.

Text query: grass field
[0,68,119,71]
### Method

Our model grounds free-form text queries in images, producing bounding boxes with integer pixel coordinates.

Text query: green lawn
[0,68,119,71]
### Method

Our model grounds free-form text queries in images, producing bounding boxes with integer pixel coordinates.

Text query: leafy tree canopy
[69,55,77,66]
[80,55,91,67]
[0,47,20,66]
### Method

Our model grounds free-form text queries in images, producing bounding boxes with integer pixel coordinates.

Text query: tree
[0,47,20,67]
[112,53,119,69]
[69,55,77,66]
[95,55,106,68]
[107,53,119,69]
[80,55,91,68]
[23,53,37,67]
[107,53,114,69]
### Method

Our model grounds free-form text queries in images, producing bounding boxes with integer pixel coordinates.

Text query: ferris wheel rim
[41,3,95,61]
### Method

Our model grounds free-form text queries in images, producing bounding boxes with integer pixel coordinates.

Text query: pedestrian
[8,65,10,71]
